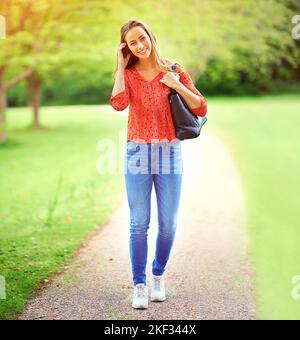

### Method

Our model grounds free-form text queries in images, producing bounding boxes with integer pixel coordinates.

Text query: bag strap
[169,63,181,93]
[170,63,178,72]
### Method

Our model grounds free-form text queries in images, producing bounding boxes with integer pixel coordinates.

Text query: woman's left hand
[159,71,181,90]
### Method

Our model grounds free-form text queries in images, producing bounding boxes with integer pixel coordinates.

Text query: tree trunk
[27,71,42,129]
[0,68,8,143]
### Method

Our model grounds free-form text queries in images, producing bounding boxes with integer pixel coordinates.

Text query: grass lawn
[208,94,300,320]
[0,95,299,320]
[0,105,127,319]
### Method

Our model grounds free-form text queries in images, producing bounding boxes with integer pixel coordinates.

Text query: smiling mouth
[139,49,147,55]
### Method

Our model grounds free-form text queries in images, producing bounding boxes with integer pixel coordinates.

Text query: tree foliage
[1,0,299,109]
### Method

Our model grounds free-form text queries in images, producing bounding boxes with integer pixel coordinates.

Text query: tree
[0,0,106,140]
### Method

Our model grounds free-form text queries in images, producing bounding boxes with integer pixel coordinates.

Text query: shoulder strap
[170,63,183,74]
[171,63,178,71]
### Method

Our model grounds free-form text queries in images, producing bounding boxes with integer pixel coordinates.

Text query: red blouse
[109,63,207,144]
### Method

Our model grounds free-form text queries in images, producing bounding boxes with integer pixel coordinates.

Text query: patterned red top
[109,63,207,144]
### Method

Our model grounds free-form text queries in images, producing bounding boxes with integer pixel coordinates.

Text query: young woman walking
[109,19,207,309]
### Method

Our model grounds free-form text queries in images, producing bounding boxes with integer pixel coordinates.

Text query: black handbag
[168,63,207,140]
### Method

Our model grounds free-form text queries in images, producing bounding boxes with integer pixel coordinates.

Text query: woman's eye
[131,37,145,45]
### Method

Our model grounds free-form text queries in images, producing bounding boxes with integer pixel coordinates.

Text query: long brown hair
[112,19,177,80]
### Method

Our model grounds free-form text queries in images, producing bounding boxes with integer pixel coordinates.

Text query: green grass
[208,94,300,320]
[0,105,127,319]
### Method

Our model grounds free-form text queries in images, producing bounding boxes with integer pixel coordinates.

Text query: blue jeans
[124,140,183,286]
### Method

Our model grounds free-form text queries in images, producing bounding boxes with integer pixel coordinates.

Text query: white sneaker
[132,283,148,309]
[150,274,166,302]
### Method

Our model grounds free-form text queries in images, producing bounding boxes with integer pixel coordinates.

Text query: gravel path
[19,131,256,320]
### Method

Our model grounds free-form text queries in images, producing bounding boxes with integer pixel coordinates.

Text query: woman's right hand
[117,42,131,70]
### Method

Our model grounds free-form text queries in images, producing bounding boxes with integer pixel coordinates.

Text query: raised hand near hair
[117,42,131,70]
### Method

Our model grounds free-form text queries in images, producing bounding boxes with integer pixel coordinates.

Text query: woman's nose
[137,43,144,51]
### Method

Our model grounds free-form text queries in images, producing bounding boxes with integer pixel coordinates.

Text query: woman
[109,19,207,309]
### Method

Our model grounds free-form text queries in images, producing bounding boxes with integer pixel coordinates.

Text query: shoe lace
[154,277,162,291]
[136,285,146,298]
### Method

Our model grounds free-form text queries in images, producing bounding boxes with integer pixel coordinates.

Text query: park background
[0,0,300,319]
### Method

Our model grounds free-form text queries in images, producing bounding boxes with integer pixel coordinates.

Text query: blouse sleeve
[109,70,130,111]
[175,64,207,117]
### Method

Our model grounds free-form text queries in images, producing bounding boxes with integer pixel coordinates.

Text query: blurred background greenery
[1,0,299,110]
[0,0,300,320]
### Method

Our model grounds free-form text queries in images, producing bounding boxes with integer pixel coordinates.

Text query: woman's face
[125,26,152,59]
